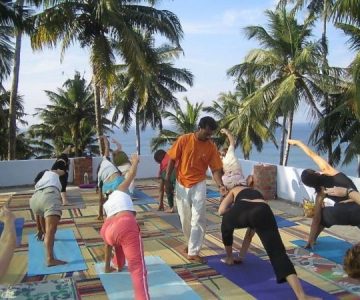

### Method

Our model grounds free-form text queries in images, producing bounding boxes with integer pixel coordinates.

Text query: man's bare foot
[221,256,242,265]
[158,204,164,211]
[62,201,70,206]
[97,215,104,221]
[183,246,188,254]
[165,207,175,213]
[187,255,205,263]
[105,265,117,273]
[47,258,67,267]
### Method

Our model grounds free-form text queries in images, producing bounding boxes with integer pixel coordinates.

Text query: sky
[3,0,355,128]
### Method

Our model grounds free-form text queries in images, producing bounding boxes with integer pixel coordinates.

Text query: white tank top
[103,190,135,217]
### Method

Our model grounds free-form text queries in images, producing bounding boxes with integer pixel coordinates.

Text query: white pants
[175,180,207,256]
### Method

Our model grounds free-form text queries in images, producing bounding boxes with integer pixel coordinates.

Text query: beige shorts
[29,186,62,218]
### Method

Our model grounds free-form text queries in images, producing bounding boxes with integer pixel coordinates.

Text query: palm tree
[29,72,111,156]
[151,98,203,151]
[30,0,183,154]
[112,37,193,154]
[0,89,28,159]
[228,8,328,165]
[277,0,338,162]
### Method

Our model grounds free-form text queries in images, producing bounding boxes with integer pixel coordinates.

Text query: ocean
[109,123,359,177]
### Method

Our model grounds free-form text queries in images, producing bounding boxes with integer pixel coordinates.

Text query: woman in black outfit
[288,139,360,248]
[218,185,320,300]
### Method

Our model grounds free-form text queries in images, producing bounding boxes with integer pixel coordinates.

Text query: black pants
[59,172,68,192]
[221,201,296,283]
[321,202,360,228]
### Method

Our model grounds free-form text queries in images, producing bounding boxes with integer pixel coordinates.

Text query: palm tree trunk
[7,0,24,160]
[135,105,141,155]
[279,117,287,165]
[282,111,294,166]
[92,72,103,155]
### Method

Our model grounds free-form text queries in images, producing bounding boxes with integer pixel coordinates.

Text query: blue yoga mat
[207,253,334,300]
[292,236,353,264]
[132,189,156,205]
[0,217,24,245]
[95,256,201,300]
[274,215,297,228]
[28,229,87,276]
[206,189,220,198]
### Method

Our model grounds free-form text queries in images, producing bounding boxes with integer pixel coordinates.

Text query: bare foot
[165,207,175,213]
[47,258,67,267]
[105,266,117,273]
[187,255,205,263]
[62,202,70,206]
[183,246,188,254]
[158,204,164,211]
[221,256,242,265]
[97,215,104,221]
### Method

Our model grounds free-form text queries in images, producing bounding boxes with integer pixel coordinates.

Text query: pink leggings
[100,213,150,300]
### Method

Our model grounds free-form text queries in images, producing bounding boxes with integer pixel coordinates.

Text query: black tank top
[319,172,357,203]
[235,188,264,202]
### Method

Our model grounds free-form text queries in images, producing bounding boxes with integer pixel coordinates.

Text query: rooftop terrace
[0,176,359,299]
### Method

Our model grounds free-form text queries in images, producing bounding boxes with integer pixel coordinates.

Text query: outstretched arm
[218,190,235,215]
[306,189,325,248]
[287,139,337,175]
[220,128,235,147]
[111,138,122,152]
[118,153,139,192]
[238,228,255,260]
[325,186,360,205]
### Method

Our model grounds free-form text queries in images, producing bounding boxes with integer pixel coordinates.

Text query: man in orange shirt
[165,116,226,263]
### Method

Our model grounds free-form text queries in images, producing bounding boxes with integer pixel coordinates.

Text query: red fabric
[100,213,150,300]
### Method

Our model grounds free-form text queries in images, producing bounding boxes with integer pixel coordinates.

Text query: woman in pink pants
[100,154,150,300]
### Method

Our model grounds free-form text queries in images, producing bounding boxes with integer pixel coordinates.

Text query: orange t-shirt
[167,133,223,188]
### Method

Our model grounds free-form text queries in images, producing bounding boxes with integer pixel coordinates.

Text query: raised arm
[111,138,122,152]
[306,188,326,248]
[118,153,139,192]
[287,139,337,175]
[220,128,235,147]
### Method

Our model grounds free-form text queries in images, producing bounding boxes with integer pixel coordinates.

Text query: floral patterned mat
[0,278,78,300]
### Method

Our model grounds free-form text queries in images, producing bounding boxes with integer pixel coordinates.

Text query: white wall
[1,157,359,205]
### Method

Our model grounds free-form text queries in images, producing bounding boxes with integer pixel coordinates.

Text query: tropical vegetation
[0,0,360,176]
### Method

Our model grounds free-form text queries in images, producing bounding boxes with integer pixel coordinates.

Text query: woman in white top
[30,161,67,267]
[99,153,150,300]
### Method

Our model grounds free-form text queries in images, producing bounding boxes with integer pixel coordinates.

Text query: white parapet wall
[1,156,359,205]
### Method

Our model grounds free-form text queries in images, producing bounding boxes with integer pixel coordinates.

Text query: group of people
[1,116,359,300]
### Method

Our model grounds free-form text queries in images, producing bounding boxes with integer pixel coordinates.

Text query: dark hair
[198,116,217,130]
[154,149,166,163]
[51,160,67,172]
[57,153,69,163]
[301,169,322,192]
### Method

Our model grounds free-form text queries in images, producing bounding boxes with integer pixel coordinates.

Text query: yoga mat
[132,189,156,205]
[79,183,97,189]
[292,236,353,264]
[274,215,297,228]
[95,256,201,300]
[206,189,220,198]
[207,253,335,300]
[0,217,24,245]
[0,278,77,300]
[28,229,87,276]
